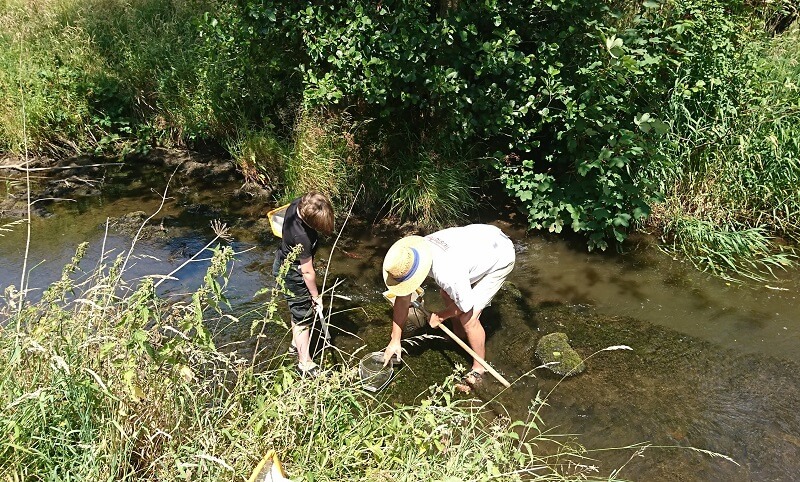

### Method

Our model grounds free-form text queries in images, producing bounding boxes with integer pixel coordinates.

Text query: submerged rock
[535,332,585,376]
[107,211,168,240]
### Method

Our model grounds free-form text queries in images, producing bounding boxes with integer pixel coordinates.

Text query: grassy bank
[640,25,800,281]
[0,0,223,154]
[0,239,618,481]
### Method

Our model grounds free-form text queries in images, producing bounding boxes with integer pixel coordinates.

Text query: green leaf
[612,213,631,227]
[132,329,148,344]
[651,119,670,135]
[633,206,649,219]
[100,342,117,358]
[592,208,611,219]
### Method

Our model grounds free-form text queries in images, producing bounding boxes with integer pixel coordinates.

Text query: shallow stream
[1,155,799,481]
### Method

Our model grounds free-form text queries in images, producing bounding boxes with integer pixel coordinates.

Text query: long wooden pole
[411,301,512,389]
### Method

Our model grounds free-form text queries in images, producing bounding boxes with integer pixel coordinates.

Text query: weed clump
[0,239,605,481]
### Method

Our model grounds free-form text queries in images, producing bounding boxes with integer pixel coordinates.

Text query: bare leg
[459,310,486,373]
[439,289,486,372]
[292,323,313,367]
[451,320,467,339]
[439,288,465,338]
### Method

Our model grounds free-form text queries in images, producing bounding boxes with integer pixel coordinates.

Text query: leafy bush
[233,0,701,248]
[2,0,798,256]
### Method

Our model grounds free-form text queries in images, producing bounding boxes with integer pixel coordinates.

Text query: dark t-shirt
[277,197,318,264]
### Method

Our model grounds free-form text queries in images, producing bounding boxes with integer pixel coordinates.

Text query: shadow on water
[2,155,800,481]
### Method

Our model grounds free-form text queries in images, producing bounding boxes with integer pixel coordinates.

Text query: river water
[1,156,799,481]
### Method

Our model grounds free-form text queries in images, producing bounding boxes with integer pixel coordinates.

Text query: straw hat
[382,236,433,296]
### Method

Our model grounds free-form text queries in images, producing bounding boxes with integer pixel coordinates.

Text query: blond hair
[299,192,334,235]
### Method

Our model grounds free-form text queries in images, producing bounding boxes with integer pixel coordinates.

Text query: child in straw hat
[272,192,334,377]
[382,224,515,392]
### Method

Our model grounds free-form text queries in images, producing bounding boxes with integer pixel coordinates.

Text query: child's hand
[312,295,324,319]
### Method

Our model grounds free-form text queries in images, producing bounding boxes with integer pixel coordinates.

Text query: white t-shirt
[425,224,515,313]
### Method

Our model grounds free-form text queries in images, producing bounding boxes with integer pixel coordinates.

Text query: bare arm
[298,257,320,303]
[384,294,411,364]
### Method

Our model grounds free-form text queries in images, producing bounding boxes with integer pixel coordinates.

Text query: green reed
[383,150,475,230]
[658,216,794,282]
[642,26,800,281]
[0,239,622,481]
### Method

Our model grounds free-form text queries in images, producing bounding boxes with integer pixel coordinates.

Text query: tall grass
[69,0,227,144]
[382,149,476,230]
[226,128,288,187]
[0,238,620,481]
[282,109,361,208]
[0,0,103,154]
[641,25,800,281]
[738,27,800,237]
[0,0,253,154]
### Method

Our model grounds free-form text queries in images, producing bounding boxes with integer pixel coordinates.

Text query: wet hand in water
[383,342,402,366]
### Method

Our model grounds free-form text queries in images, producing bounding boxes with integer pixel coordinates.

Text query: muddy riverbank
[0,149,265,219]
